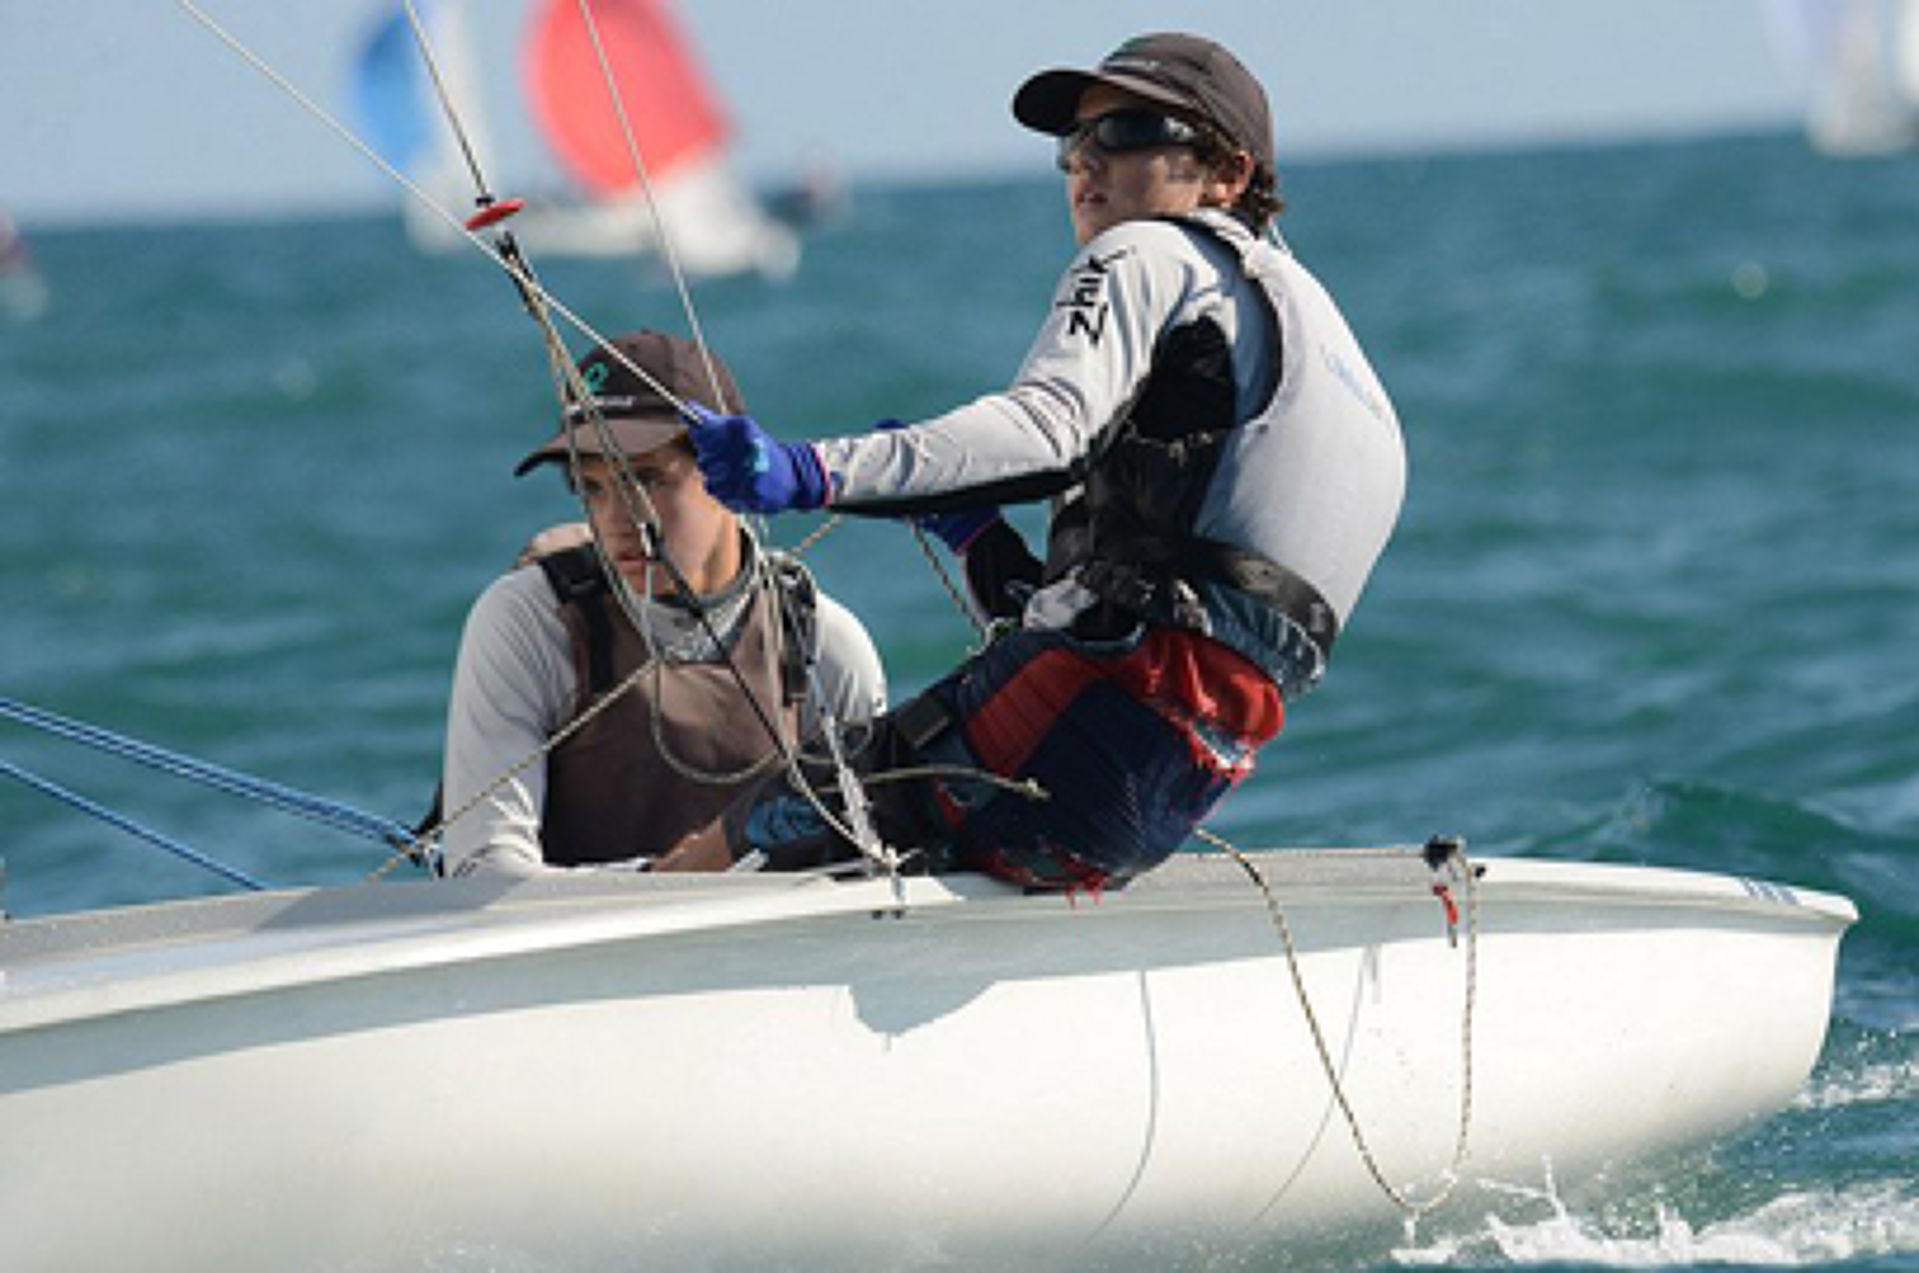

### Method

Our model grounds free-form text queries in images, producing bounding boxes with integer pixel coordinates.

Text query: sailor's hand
[873,418,1001,553]
[686,403,830,514]
[652,822,736,873]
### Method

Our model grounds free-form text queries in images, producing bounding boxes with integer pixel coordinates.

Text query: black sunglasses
[1056,109,1201,170]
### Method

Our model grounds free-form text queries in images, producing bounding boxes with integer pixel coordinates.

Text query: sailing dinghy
[354,0,798,276]
[0,847,1853,1270]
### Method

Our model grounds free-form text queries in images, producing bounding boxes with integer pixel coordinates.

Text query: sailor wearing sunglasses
[673,33,1406,891]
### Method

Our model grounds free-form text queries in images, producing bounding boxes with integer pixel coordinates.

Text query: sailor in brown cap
[434,331,885,876]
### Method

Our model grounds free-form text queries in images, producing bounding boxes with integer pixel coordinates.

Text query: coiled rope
[1197,827,1480,1230]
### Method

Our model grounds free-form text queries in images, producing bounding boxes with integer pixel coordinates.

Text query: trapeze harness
[536,545,817,864]
[945,214,1404,697]
[425,545,817,866]
[1071,220,1397,674]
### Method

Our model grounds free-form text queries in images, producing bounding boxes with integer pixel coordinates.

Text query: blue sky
[1,1,1809,226]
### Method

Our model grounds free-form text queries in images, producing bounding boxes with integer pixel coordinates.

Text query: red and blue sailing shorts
[924,624,1283,891]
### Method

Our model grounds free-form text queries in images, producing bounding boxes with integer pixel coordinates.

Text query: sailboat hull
[0,853,1853,1270]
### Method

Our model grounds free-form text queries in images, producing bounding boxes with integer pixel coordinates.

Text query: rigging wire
[569,0,729,413]
[397,2,491,201]
[175,0,691,420]
[553,0,874,827]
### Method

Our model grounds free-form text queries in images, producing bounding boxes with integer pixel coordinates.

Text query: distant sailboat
[0,209,50,324]
[1768,0,1919,155]
[353,0,798,277]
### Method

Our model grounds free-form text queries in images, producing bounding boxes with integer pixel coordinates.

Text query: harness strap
[765,551,819,707]
[538,545,617,694]
[1080,535,1340,659]
[892,689,957,751]
[1178,537,1340,657]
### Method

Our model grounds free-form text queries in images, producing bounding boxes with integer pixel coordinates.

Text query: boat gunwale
[0,851,1855,1036]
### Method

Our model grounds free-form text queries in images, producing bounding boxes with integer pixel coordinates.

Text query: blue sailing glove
[686,404,830,514]
[873,418,1001,553]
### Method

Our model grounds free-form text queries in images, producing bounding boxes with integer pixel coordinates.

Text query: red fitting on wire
[464,199,526,231]
[1432,883,1461,946]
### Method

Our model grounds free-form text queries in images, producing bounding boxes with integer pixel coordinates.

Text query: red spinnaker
[523,0,729,195]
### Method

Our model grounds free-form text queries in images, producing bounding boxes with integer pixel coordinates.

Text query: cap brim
[1012,67,1202,135]
[513,414,688,477]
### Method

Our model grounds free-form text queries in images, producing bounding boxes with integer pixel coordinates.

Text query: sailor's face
[1059,84,1210,246]
[573,446,736,595]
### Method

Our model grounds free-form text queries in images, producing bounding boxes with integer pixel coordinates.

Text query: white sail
[1769,0,1919,155]
[1897,0,1919,102]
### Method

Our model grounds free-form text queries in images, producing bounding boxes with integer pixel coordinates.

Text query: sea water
[1,131,1915,1270]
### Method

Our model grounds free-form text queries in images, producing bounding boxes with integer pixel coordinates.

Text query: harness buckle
[1080,559,1157,614]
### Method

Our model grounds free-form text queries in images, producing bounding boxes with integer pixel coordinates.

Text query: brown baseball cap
[1012,32,1275,173]
[514,330,744,476]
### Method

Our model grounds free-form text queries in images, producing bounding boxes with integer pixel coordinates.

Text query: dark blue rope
[0,756,270,891]
[0,693,417,850]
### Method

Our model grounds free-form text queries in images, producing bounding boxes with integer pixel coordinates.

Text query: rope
[1194,827,1479,1227]
[788,514,842,559]
[911,523,991,640]
[0,694,415,851]
[393,567,909,882]
[398,1,490,199]
[397,653,661,875]
[860,765,1046,801]
[0,756,270,891]
[511,1,873,860]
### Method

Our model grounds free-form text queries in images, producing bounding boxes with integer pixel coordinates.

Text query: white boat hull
[0,852,1853,1270]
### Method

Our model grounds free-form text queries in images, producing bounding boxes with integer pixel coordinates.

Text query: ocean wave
[1533,779,1916,903]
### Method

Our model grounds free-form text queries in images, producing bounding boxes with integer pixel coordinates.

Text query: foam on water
[1377,1025,1919,1271]
[1796,1039,1919,1112]
[1393,1178,1919,1269]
